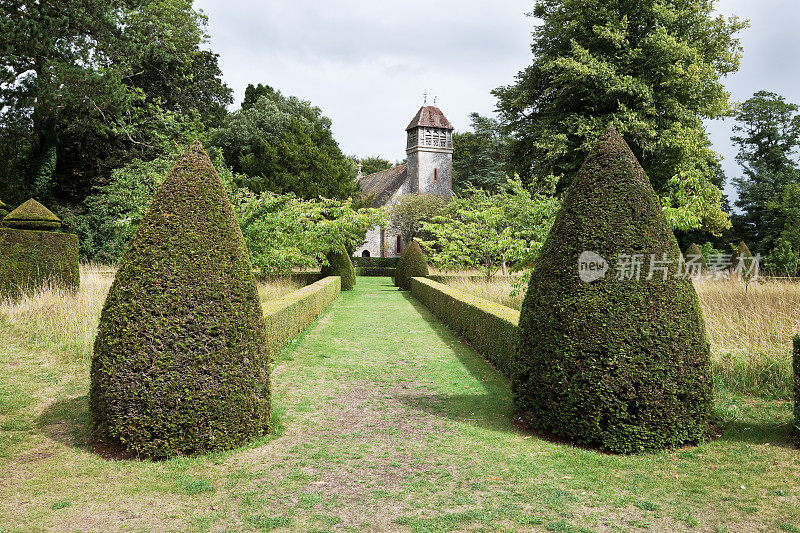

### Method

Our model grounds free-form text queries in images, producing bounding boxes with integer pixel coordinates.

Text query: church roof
[406,106,454,131]
[357,164,408,207]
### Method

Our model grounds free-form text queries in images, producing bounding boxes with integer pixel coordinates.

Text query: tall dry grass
[0,263,114,360]
[438,275,799,399]
[0,265,303,362]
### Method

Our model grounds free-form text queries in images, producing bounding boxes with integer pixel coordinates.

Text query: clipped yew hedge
[0,228,79,297]
[410,277,520,378]
[262,276,341,355]
[90,142,271,458]
[320,244,355,290]
[516,127,713,454]
[395,240,428,290]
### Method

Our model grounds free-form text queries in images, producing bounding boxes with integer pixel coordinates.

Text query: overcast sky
[194,0,800,202]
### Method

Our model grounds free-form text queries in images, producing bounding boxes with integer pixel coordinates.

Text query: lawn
[1,273,798,532]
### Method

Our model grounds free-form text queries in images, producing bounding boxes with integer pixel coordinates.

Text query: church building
[355,105,454,258]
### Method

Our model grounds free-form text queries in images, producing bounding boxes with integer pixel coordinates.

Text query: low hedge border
[259,271,323,286]
[353,257,400,268]
[355,267,396,277]
[409,276,520,379]
[262,275,341,356]
[794,336,799,438]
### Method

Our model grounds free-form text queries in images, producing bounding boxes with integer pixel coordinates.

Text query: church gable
[357,163,409,207]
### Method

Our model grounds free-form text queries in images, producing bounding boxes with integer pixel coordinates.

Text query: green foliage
[236,192,386,276]
[764,238,799,277]
[389,194,448,244]
[494,0,747,234]
[0,0,231,207]
[319,244,356,291]
[211,89,358,199]
[90,143,270,458]
[452,113,509,192]
[261,276,341,357]
[410,277,520,378]
[359,156,393,176]
[2,199,62,230]
[516,127,713,454]
[420,177,559,279]
[794,337,800,437]
[0,199,7,219]
[0,229,79,298]
[732,91,800,253]
[394,241,429,290]
[242,83,277,111]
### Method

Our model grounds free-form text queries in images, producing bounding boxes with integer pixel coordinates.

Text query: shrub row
[353,256,400,268]
[262,276,341,356]
[409,277,520,378]
[259,272,323,286]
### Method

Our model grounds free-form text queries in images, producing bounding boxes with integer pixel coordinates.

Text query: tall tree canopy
[494,0,747,234]
[210,86,359,200]
[452,113,509,192]
[0,0,231,206]
[731,91,800,253]
[359,156,392,177]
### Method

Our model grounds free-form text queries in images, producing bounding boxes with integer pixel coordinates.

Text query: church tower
[406,106,454,198]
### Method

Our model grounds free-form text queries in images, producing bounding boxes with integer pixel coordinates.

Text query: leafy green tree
[235,191,387,275]
[359,156,393,176]
[389,194,448,244]
[494,0,747,234]
[731,91,800,253]
[242,83,277,110]
[419,177,559,279]
[452,113,508,192]
[211,89,358,199]
[0,0,231,207]
[764,238,799,277]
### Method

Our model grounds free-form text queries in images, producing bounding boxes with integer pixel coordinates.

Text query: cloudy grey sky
[194,0,800,201]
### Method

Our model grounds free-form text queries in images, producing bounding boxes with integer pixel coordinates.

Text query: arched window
[396,235,403,255]
[361,250,370,257]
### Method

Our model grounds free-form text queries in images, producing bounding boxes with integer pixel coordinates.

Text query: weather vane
[423,91,427,105]
[433,96,437,105]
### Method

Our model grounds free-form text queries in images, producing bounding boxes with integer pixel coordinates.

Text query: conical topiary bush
[684,243,706,277]
[90,141,270,458]
[320,243,356,290]
[515,127,713,454]
[394,240,428,290]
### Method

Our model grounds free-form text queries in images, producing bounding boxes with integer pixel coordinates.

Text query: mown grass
[0,275,798,532]
[442,275,800,400]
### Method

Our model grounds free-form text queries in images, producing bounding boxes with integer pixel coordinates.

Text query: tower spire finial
[423,91,427,106]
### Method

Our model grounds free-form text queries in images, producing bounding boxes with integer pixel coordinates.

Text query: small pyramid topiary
[0,198,78,297]
[685,243,705,264]
[515,127,713,454]
[90,141,271,458]
[733,241,757,278]
[394,240,429,290]
[2,199,62,230]
[319,243,356,290]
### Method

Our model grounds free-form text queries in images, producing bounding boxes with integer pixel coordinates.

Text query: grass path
[1,277,799,532]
